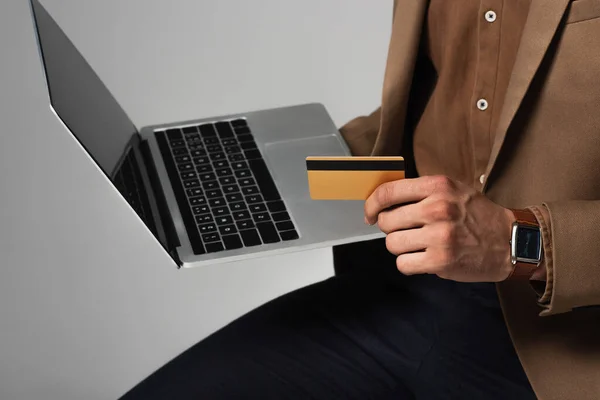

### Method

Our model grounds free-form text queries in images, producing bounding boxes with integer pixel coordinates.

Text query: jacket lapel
[482,0,571,191]
[372,0,429,156]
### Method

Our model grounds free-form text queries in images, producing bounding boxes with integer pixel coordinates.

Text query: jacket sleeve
[338,108,382,156]
[533,200,600,316]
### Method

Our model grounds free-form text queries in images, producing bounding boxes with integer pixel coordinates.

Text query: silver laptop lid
[30,0,172,254]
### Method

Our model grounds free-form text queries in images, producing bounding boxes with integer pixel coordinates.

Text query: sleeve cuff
[528,205,554,307]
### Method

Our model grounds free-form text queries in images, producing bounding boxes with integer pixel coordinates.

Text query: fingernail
[364,216,370,225]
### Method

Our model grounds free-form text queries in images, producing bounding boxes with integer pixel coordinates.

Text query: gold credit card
[306,156,405,200]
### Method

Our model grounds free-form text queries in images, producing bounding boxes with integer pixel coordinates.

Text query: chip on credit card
[306,156,405,200]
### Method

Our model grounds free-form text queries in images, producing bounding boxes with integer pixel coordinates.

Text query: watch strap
[507,208,542,281]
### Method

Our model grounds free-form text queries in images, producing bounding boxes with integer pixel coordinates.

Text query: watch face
[516,226,541,261]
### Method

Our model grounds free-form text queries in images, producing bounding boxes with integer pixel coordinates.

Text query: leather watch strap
[507,208,542,281]
[512,209,539,227]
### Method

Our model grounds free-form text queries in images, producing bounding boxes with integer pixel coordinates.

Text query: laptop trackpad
[263,134,348,199]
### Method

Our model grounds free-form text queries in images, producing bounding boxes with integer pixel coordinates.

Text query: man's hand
[364,175,516,282]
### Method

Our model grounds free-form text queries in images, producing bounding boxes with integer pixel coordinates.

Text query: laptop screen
[31,0,138,178]
[30,0,176,255]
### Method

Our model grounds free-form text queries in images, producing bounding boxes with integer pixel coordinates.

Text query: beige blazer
[339,1,600,398]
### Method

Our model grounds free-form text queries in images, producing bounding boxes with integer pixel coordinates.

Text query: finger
[364,176,453,224]
[395,251,432,276]
[385,227,431,255]
[377,201,427,233]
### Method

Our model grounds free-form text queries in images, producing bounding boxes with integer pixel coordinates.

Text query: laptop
[29,0,383,268]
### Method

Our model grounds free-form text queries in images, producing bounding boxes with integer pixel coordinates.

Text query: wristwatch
[508,209,542,280]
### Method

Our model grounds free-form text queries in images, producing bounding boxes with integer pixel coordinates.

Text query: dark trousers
[121,239,536,399]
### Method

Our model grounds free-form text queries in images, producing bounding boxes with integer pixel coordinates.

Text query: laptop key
[246,195,264,204]
[193,156,210,165]
[223,234,244,250]
[248,159,281,201]
[189,196,207,206]
[272,211,290,222]
[256,222,280,244]
[231,161,248,170]
[180,171,197,180]
[196,164,213,174]
[203,137,219,145]
[233,210,251,220]
[280,230,299,241]
[236,134,253,143]
[213,160,229,169]
[207,145,223,153]
[240,140,257,150]
[199,172,217,181]
[230,119,247,128]
[235,169,252,179]
[228,153,245,162]
[215,122,235,138]
[199,124,217,137]
[206,189,223,199]
[170,140,185,148]
[202,232,220,243]
[216,215,234,226]
[167,128,182,140]
[209,197,226,208]
[210,152,226,161]
[177,163,194,172]
[242,186,260,196]
[205,242,224,253]
[229,201,246,212]
[267,200,286,213]
[219,176,235,185]
[234,126,251,135]
[219,225,237,236]
[186,188,203,197]
[175,155,191,163]
[223,184,240,194]
[213,206,229,216]
[240,229,261,247]
[202,180,219,190]
[195,214,213,224]
[172,148,189,156]
[276,221,295,231]
[226,193,244,203]
[199,223,217,234]
[239,178,256,187]
[252,212,271,223]
[190,149,207,157]
[244,149,262,160]
[216,168,233,177]
[224,145,241,154]
[221,138,238,147]
[192,204,210,215]
[183,179,201,189]
[236,219,255,230]
[249,203,267,213]
[182,126,198,134]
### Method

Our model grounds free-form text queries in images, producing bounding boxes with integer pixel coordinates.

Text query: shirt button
[479,174,486,184]
[477,98,489,111]
[485,10,497,23]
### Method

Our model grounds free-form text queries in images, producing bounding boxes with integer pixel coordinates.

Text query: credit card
[306,156,405,200]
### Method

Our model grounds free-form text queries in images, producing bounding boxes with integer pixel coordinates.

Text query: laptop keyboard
[155,118,299,255]
[113,148,157,235]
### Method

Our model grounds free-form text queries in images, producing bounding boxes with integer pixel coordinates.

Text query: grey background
[0,0,390,399]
